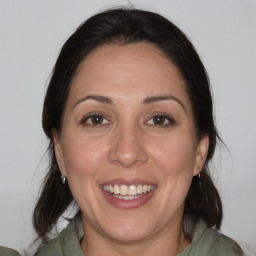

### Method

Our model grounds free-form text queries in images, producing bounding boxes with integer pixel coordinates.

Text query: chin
[101,217,155,243]
[107,228,151,243]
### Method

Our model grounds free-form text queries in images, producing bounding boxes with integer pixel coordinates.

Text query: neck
[80,218,190,256]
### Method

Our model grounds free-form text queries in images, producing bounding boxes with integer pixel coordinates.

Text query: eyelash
[80,112,111,127]
[145,112,175,127]
[79,112,175,127]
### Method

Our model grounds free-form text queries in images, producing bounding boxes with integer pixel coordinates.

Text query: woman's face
[54,43,208,243]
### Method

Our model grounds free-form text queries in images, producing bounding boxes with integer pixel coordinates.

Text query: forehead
[68,43,191,107]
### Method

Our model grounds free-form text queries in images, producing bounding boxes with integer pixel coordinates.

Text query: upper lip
[100,178,156,186]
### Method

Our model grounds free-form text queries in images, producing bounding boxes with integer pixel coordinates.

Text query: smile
[102,184,154,200]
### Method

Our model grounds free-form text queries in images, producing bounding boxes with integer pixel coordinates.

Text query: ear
[52,129,66,176]
[193,135,209,176]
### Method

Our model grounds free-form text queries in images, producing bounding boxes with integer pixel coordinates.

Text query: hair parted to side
[33,7,222,243]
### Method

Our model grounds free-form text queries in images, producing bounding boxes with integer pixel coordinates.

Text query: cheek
[145,133,196,222]
[61,133,106,179]
[148,133,196,176]
[60,134,107,210]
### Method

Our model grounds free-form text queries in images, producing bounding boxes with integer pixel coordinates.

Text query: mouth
[102,184,155,200]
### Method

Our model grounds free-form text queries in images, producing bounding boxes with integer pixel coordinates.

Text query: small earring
[198,172,202,186]
[61,173,66,184]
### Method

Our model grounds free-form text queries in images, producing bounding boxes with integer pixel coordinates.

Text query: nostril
[109,137,148,168]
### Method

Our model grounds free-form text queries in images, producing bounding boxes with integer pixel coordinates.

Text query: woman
[0,8,243,256]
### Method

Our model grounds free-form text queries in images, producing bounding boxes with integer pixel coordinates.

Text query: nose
[109,125,148,168]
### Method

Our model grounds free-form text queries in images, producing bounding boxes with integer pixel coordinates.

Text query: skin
[53,43,209,256]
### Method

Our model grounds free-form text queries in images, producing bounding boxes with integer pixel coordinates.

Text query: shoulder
[189,221,243,256]
[197,228,243,255]
[36,229,66,256]
[0,246,20,256]
[36,215,84,256]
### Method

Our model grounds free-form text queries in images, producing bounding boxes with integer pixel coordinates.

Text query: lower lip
[101,189,154,209]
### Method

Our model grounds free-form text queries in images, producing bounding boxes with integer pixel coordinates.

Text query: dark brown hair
[33,7,222,243]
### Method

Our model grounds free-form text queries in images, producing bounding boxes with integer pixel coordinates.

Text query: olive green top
[0,216,243,256]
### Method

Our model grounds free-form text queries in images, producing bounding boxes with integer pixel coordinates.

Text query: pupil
[92,115,102,124]
[154,116,164,125]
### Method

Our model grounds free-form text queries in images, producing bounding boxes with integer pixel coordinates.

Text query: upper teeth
[103,184,154,196]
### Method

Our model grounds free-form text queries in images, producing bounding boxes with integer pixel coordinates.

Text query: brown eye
[91,115,103,125]
[83,114,109,125]
[146,114,175,127]
[152,116,166,125]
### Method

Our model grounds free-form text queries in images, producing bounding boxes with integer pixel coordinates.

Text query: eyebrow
[73,95,113,108]
[143,95,185,110]
[73,94,185,110]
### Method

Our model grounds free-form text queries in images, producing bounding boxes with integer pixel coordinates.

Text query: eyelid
[144,111,176,126]
[79,111,112,126]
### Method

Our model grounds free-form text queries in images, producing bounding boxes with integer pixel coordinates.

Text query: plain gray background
[0,0,255,254]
